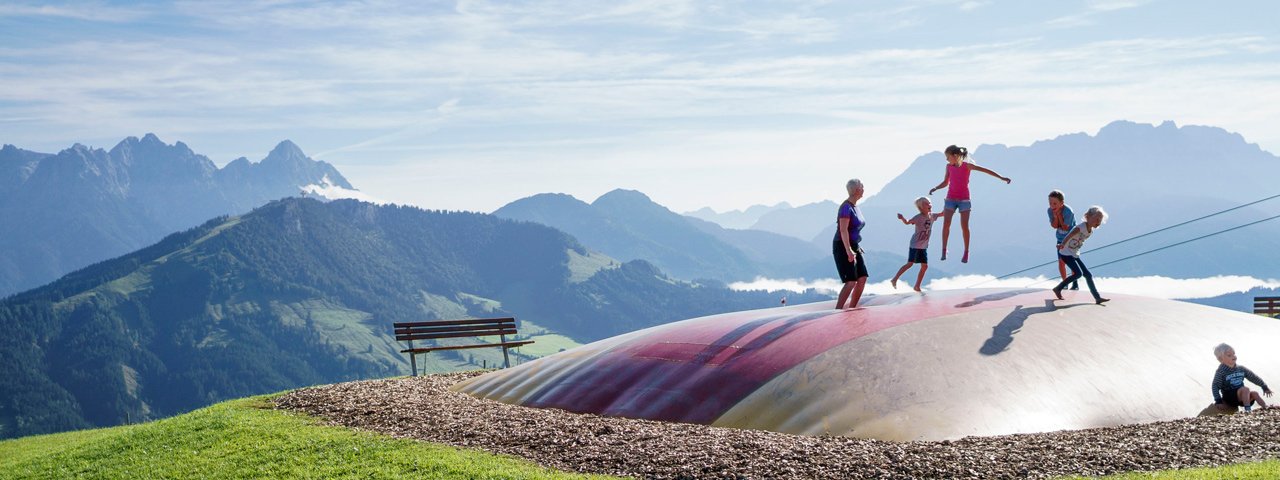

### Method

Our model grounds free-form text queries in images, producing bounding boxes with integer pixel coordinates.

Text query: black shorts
[833,241,869,282]
[1221,387,1245,407]
[907,248,927,264]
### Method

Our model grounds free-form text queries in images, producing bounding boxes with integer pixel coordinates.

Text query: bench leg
[410,352,418,377]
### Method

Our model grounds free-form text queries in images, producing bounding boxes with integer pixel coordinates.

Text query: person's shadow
[954,289,1039,308]
[979,300,1082,356]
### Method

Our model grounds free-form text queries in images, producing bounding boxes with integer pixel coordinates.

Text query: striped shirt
[1212,363,1269,404]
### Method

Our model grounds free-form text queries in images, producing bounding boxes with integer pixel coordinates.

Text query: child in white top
[1052,206,1110,305]
[891,197,944,292]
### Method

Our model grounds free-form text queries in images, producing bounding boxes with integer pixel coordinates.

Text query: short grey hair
[1214,343,1232,358]
[1086,206,1109,224]
[846,178,863,193]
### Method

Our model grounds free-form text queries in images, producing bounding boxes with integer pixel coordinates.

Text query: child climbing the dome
[1052,206,1109,305]
[1212,343,1273,412]
[1048,190,1079,290]
[891,197,944,292]
[927,145,1011,263]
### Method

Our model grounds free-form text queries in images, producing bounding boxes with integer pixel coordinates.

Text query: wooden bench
[393,317,534,376]
[1255,296,1280,318]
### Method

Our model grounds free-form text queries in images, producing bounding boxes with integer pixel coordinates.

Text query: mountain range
[0,134,354,297]
[683,202,791,230]
[493,189,920,283]
[694,121,1280,280]
[0,197,823,439]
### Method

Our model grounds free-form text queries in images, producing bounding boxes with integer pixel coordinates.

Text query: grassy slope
[1063,460,1280,479]
[3,392,1275,480]
[0,395,615,480]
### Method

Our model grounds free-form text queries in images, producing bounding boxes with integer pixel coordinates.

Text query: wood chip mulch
[275,372,1280,479]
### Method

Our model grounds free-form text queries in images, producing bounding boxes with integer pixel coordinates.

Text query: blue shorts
[907,248,927,264]
[944,198,972,212]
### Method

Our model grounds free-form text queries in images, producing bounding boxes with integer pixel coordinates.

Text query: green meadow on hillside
[0,395,614,480]
[2,386,1277,479]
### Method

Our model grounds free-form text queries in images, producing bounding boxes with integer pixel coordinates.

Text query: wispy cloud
[1047,0,1151,28]
[0,2,150,22]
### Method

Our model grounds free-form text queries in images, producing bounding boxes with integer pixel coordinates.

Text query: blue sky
[2,1,1278,212]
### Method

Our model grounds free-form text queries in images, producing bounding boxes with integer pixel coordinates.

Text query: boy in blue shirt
[1212,343,1273,412]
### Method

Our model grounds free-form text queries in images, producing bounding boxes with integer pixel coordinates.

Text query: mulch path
[275,372,1280,479]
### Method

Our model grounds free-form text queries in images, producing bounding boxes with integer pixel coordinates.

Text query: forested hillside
[0,198,824,439]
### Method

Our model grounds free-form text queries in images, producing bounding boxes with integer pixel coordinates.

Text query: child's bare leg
[941,208,955,260]
[1238,386,1255,409]
[959,209,972,262]
[849,277,867,308]
[892,263,913,288]
[836,281,855,309]
[914,264,928,291]
[1250,391,1268,409]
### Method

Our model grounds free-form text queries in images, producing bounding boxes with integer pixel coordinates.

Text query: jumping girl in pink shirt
[927,145,1011,263]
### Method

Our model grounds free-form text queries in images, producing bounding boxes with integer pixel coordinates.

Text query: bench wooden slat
[1253,296,1280,316]
[397,329,518,342]
[395,317,535,374]
[395,323,519,336]
[401,340,535,354]
[393,318,515,328]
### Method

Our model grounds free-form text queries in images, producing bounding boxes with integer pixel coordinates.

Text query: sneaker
[1244,405,1253,413]
[1069,283,1079,290]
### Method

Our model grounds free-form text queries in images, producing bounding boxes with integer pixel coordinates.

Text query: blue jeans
[1055,254,1101,301]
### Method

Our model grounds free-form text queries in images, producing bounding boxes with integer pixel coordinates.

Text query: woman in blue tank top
[833,178,869,309]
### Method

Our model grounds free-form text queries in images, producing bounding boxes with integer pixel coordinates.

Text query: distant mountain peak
[1097,119,1182,138]
[265,140,307,163]
[141,132,163,144]
[594,188,653,205]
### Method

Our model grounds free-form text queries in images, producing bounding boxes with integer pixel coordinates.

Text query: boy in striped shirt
[1212,343,1273,412]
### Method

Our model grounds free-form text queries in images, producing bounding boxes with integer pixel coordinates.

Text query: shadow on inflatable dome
[453,288,1280,441]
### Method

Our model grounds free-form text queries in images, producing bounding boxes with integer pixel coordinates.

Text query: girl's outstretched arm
[928,169,951,195]
[968,163,1011,184]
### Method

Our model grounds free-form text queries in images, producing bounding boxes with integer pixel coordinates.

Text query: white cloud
[732,274,1280,301]
[300,175,387,205]
[0,3,150,22]
[1046,0,1151,28]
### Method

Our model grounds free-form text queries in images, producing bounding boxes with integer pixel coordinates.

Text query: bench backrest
[393,317,517,342]
[1254,297,1280,317]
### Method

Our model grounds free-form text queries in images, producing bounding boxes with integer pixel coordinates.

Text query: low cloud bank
[729,275,1280,300]
[301,175,386,204]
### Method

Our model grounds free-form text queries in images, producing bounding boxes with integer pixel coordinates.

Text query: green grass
[1062,459,1280,479]
[0,395,619,480]
[519,333,583,357]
